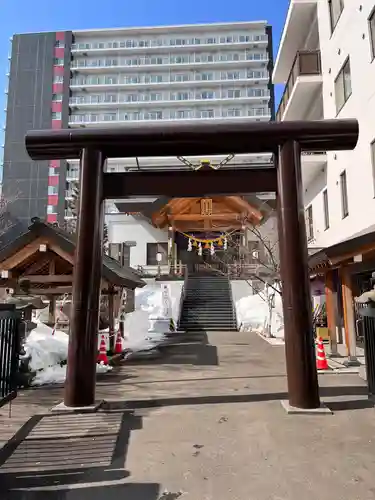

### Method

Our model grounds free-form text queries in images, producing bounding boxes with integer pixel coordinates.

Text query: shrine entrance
[26,119,358,411]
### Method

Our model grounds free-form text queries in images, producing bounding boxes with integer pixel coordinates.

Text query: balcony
[273,0,318,83]
[276,50,322,121]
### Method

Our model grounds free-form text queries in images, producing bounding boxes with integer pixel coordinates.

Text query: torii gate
[25,119,358,411]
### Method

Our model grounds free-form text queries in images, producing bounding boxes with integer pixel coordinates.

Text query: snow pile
[24,321,112,386]
[235,285,284,339]
[123,282,183,349]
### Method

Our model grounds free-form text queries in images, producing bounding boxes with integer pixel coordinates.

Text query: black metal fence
[0,304,20,408]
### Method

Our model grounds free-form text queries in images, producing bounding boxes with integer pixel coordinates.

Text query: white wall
[313,1,375,246]
[106,214,168,268]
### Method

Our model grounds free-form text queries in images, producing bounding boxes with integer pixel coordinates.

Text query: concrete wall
[314,1,375,246]
[3,33,55,222]
[106,214,168,268]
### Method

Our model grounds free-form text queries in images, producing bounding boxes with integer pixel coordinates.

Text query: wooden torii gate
[25,119,358,411]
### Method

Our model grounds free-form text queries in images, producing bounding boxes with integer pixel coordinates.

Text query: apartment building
[274,0,375,363]
[273,0,375,248]
[2,21,274,225]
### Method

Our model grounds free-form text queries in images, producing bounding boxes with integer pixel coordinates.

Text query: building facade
[273,0,375,248]
[2,21,275,226]
[274,0,375,363]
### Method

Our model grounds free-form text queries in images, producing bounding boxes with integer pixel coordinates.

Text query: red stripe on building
[55,32,65,41]
[50,160,61,169]
[54,47,65,58]
[52,102,62,112]
[52,120,62,130]
[52,83,64,93]
[47,214,58,223]
[48,195,58,206]
[48,175,59,186]
[53,65,65,76]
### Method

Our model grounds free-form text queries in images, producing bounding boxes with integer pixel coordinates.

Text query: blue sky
[0,0,289,163]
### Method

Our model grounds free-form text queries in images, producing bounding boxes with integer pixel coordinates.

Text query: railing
[177,267,189,329]
[276,50,322,121]
[71,34,268,52]
[0,304,20,408]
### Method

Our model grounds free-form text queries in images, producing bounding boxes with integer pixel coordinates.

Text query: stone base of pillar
[281,400,332,415]
[51,400,105,414]
[344,357,361,367]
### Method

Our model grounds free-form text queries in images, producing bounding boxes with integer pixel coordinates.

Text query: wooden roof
[0,218,145,293]
[308,224,375,273]
[152,196,263,232]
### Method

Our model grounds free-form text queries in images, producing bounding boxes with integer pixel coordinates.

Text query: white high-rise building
[273,0,375,248]
[69,21,273,127]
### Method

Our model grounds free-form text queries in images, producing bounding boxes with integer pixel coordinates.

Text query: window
[227,89,241,98]
[334,58,352,113]
[48,185,58,195]
[305,205,314,241]
[340,170,349,218]
[47,205,56,214]
[371,140,375,196]
[369,8,375,60]
[328,0,344,32]
[52,111,62,120]
[54,58,64,66]
[323,189,330,230]
[146,243,168,265]
[53,75,63,83]
[52,93,63,101]
[55,40,64,48]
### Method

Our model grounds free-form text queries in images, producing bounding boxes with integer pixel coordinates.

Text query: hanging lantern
[204,242,210,250]
[210,242,215,255]
[198,242,202,256]
[217,239,223,247]
[223,237,228,250]
[187,238,192,252]
[193,239,198,247]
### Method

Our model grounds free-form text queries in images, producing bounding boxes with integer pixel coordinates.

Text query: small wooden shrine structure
[0,218,145,331]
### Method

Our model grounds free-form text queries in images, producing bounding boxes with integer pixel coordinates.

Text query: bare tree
[62,180,109,253]
[202,210,281,337]
[0,190,22,237]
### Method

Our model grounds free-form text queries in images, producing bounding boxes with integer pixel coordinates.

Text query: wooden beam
[325,271,338,354]
[330,241,375,265]
[48,243,74,265]
[223,196,263,223]
[15,286,72,295]
[340,266,358,360]
[0,238,49,271]
[20,254,53,277]
[25,119,359,161]
[171,213,243,221]
[19,274,73,283]
[103,169,277,198]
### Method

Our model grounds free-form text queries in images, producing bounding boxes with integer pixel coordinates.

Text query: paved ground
[1,331,375,499]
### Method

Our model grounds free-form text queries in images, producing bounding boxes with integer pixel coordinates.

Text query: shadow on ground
[0,410,161,499]
[102,384,372,412]
[127,331,219,367]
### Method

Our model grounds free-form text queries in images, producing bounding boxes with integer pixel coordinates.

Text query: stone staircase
[178,272,238,332]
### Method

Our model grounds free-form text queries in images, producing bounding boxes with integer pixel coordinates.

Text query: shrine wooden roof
[152,196,264,232]
[0,218,145,292]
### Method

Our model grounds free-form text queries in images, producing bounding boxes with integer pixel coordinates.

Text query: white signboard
[161,284,172,318]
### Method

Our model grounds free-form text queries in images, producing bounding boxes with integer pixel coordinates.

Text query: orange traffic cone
[316,337,329,370]
[97,335,109,364]
[114,330,123,354]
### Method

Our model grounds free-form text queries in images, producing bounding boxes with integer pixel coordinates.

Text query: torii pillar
[64,149,104,408]
[277,141,321,411]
